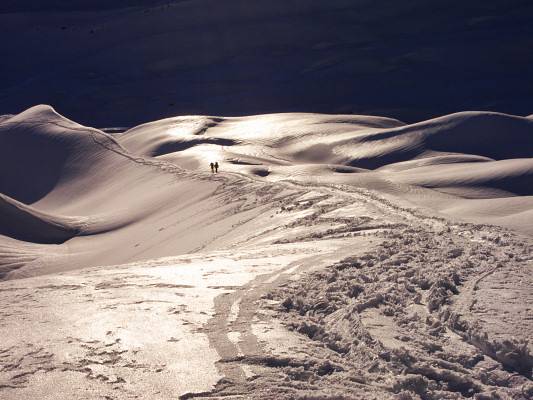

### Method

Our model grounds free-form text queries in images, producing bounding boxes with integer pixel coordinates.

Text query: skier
[210,162,214,173]
[214,162,219,173]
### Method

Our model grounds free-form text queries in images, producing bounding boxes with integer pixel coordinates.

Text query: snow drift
[1,106,532,398]
[117,109,533,234]
[1,105,532,280]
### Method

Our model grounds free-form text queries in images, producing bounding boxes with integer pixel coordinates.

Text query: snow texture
[1,1,533,398]
[1,105,532,399]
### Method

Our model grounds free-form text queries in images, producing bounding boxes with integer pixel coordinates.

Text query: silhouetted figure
[210,162,214,173]
[214,162,219,172]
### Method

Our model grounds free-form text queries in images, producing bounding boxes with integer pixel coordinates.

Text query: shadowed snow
[1,1,532,126]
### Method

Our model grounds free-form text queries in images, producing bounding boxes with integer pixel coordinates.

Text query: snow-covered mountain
[1,0,532,126]
[1,1,533,398]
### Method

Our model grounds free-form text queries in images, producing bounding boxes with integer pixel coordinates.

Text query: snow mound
[390,158,533,196]
[0,193,81,244]
[0,106,228,277]
[0,105,123,205]
[118,116,230,157]
[1,106,533,399]
[117,111,533,217]
[118,111,532,170]
[1,106,532,279]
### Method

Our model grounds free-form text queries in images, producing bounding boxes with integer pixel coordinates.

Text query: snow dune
[0,193,81,244]
[1,105,532,398]
[1,105,532,280]
[118,108,533,234]
[0,105,229,278]
[118,110,533,174]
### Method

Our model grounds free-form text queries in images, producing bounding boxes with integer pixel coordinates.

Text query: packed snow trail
[178,180,533,399]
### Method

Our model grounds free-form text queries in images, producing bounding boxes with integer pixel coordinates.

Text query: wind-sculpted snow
[1,106,532,398]
[0,105,133,205]
[117,109,533,235]
[0,193,81,245]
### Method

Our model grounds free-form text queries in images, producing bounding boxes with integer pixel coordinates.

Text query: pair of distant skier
[210,162,219,173]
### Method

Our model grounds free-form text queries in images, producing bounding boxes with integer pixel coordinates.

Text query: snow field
[0,106,532,398]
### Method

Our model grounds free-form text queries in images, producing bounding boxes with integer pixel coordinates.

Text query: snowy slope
[1,105,532,274]
[2,1,533,397]
[117,109,533,234]
[1,106,533,398]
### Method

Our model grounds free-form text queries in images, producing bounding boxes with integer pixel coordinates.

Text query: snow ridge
[0,106,532,399]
